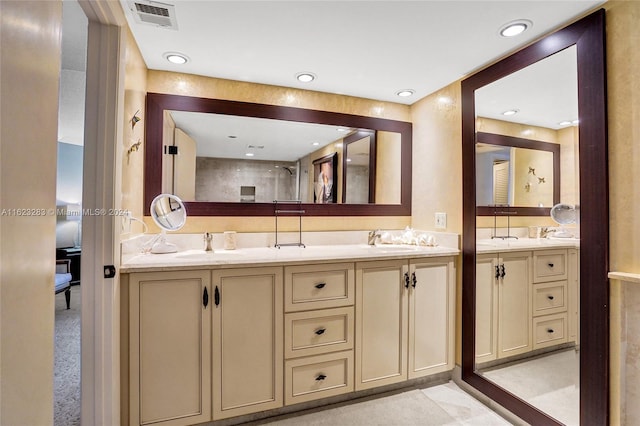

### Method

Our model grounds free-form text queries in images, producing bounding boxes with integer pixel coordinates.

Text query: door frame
[77,1,127,424]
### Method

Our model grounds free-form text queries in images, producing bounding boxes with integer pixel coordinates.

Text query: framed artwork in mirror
[313,153,337,204]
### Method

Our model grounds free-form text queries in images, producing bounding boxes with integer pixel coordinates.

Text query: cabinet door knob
[547,328,555,333]
[548,263,554,268]
[495,266,501,280]
[547,295,555,300]
[315,328,326,336]
[404,272,410,289]
[411,272,417,288]
[203,287,209,308]
[500,264,506,278]
[315,374,327,381]
[315,283,326,289]
[214,286,220,306]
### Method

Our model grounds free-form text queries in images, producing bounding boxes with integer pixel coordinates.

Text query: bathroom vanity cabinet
[355,257,455,390]
[475,247,579,365]
[122,252,456,426]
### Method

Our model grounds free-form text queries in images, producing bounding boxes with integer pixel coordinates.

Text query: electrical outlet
[435,212,447,229]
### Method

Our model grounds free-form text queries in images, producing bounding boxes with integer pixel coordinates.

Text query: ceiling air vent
[128,0,178,30]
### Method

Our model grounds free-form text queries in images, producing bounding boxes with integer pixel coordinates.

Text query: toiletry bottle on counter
[224,231,237,250]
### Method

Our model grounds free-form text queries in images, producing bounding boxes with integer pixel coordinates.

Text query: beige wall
[0,1,61,424]
[121,26,147,234]
[606,0,640,274]
[606,1,640,422]
[410,84,462,233]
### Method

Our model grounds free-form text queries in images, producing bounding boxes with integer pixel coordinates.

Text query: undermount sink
[364,244,422,253]
[174,249,241,259]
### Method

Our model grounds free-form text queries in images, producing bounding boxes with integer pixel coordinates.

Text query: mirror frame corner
[462,8,608,425]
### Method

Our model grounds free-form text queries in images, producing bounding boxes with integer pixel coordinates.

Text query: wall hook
[127,139,142,164]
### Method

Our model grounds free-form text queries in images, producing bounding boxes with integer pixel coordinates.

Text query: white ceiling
[120,0,602,106]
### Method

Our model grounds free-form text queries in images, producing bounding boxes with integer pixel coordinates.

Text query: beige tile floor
[251,381,512,425]
[481,348,579,426]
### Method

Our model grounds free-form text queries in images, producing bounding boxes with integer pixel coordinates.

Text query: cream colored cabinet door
[355,259,409,391]
[212,267,283,419]
[408,257,455,378]
[498,251,532,358]
[475,254,499,363]
[129,270,212,426]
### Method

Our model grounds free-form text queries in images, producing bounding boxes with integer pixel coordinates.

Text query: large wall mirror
[462,9,608,425]
[144,93,412,216]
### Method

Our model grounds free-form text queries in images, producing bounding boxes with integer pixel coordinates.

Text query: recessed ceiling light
[163,52,189,64]
[499,20,532,37]
[245,152,254,157]
[558,120,572,126]
[396,89,415,98]
[346,158,352,163]
[296,72,316,83]
[572,119,580,125]
[502,109,519,116]
[336,128,349,133]
[312,142,320,146]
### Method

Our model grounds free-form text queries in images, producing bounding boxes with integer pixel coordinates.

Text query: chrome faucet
[204,232,214,251]
[539,227,552,239]
[368,229,382,245]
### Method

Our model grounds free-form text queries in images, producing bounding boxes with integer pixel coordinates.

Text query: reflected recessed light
[164,52,189,64]
[558,120,572,126]
[336,128,349,133]
[499,20,532,37]
[346,158,352,162]
[245,152,254,157]
[296,72,316,83]
[502,109,519,116]
[396,89,415,97]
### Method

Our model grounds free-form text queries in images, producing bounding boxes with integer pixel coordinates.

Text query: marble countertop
[476,237,580,254]
[120,243,460,273]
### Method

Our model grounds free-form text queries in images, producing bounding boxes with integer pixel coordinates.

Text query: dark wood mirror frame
[475,131,561,216]
[462,9,608,425]
[342,130,377,204]
[144,93,412,216]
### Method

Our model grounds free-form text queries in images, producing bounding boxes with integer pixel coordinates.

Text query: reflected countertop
[476,237,580,254]
[121,244,460,273]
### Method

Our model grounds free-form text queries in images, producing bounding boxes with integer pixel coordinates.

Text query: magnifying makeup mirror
[550,203,577,238]
[149,193,186,253]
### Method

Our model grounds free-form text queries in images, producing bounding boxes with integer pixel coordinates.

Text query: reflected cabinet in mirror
[461,9,608,426]
[145,93,411,216]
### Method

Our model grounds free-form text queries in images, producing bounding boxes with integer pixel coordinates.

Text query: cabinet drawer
[533,250,567,283]
[533,313,567,349]
[533,281,567,317]
[285,351,353,405]
[285,307,354,358]
[285,263,355,312]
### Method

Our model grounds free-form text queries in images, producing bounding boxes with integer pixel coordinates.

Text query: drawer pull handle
[315,328,326,336]
[547,328,555,333]
[404,272,410,289]
[411,272,417,288]
[547,295,555,300]
[315,374,327,381]
[548,263,554,268]
[500,265,506,278]
[315,283,326,289]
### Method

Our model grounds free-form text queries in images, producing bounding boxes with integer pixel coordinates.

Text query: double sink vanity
[120,229,579,426]
[120,232,458,426]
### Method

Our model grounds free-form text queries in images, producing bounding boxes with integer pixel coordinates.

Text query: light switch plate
[435,212,447,229]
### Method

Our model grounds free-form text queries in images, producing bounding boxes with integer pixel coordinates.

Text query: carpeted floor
[54,287,81,426]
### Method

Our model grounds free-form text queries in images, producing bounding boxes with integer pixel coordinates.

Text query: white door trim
[78,1,126,424]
